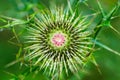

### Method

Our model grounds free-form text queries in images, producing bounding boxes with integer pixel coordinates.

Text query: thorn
[110,25,120,36]
[93,40,120,56]
[96,0,106,17]
[67,0,74,14]
[91,56,102,75]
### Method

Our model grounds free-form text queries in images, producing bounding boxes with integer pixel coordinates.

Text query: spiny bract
[24,7,93,75]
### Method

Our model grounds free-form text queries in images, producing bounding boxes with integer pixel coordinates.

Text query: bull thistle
[24,6,94,76]
[1,0,120,79]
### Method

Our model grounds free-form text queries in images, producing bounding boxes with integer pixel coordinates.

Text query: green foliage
[0,0,120,80]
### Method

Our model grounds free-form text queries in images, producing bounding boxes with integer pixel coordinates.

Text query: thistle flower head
[25,7,93,75]
[51,32,66,47]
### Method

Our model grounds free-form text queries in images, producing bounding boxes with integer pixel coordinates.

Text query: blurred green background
[0,0,120,80]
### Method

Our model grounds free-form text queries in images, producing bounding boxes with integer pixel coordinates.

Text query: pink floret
[52,33,65,47]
